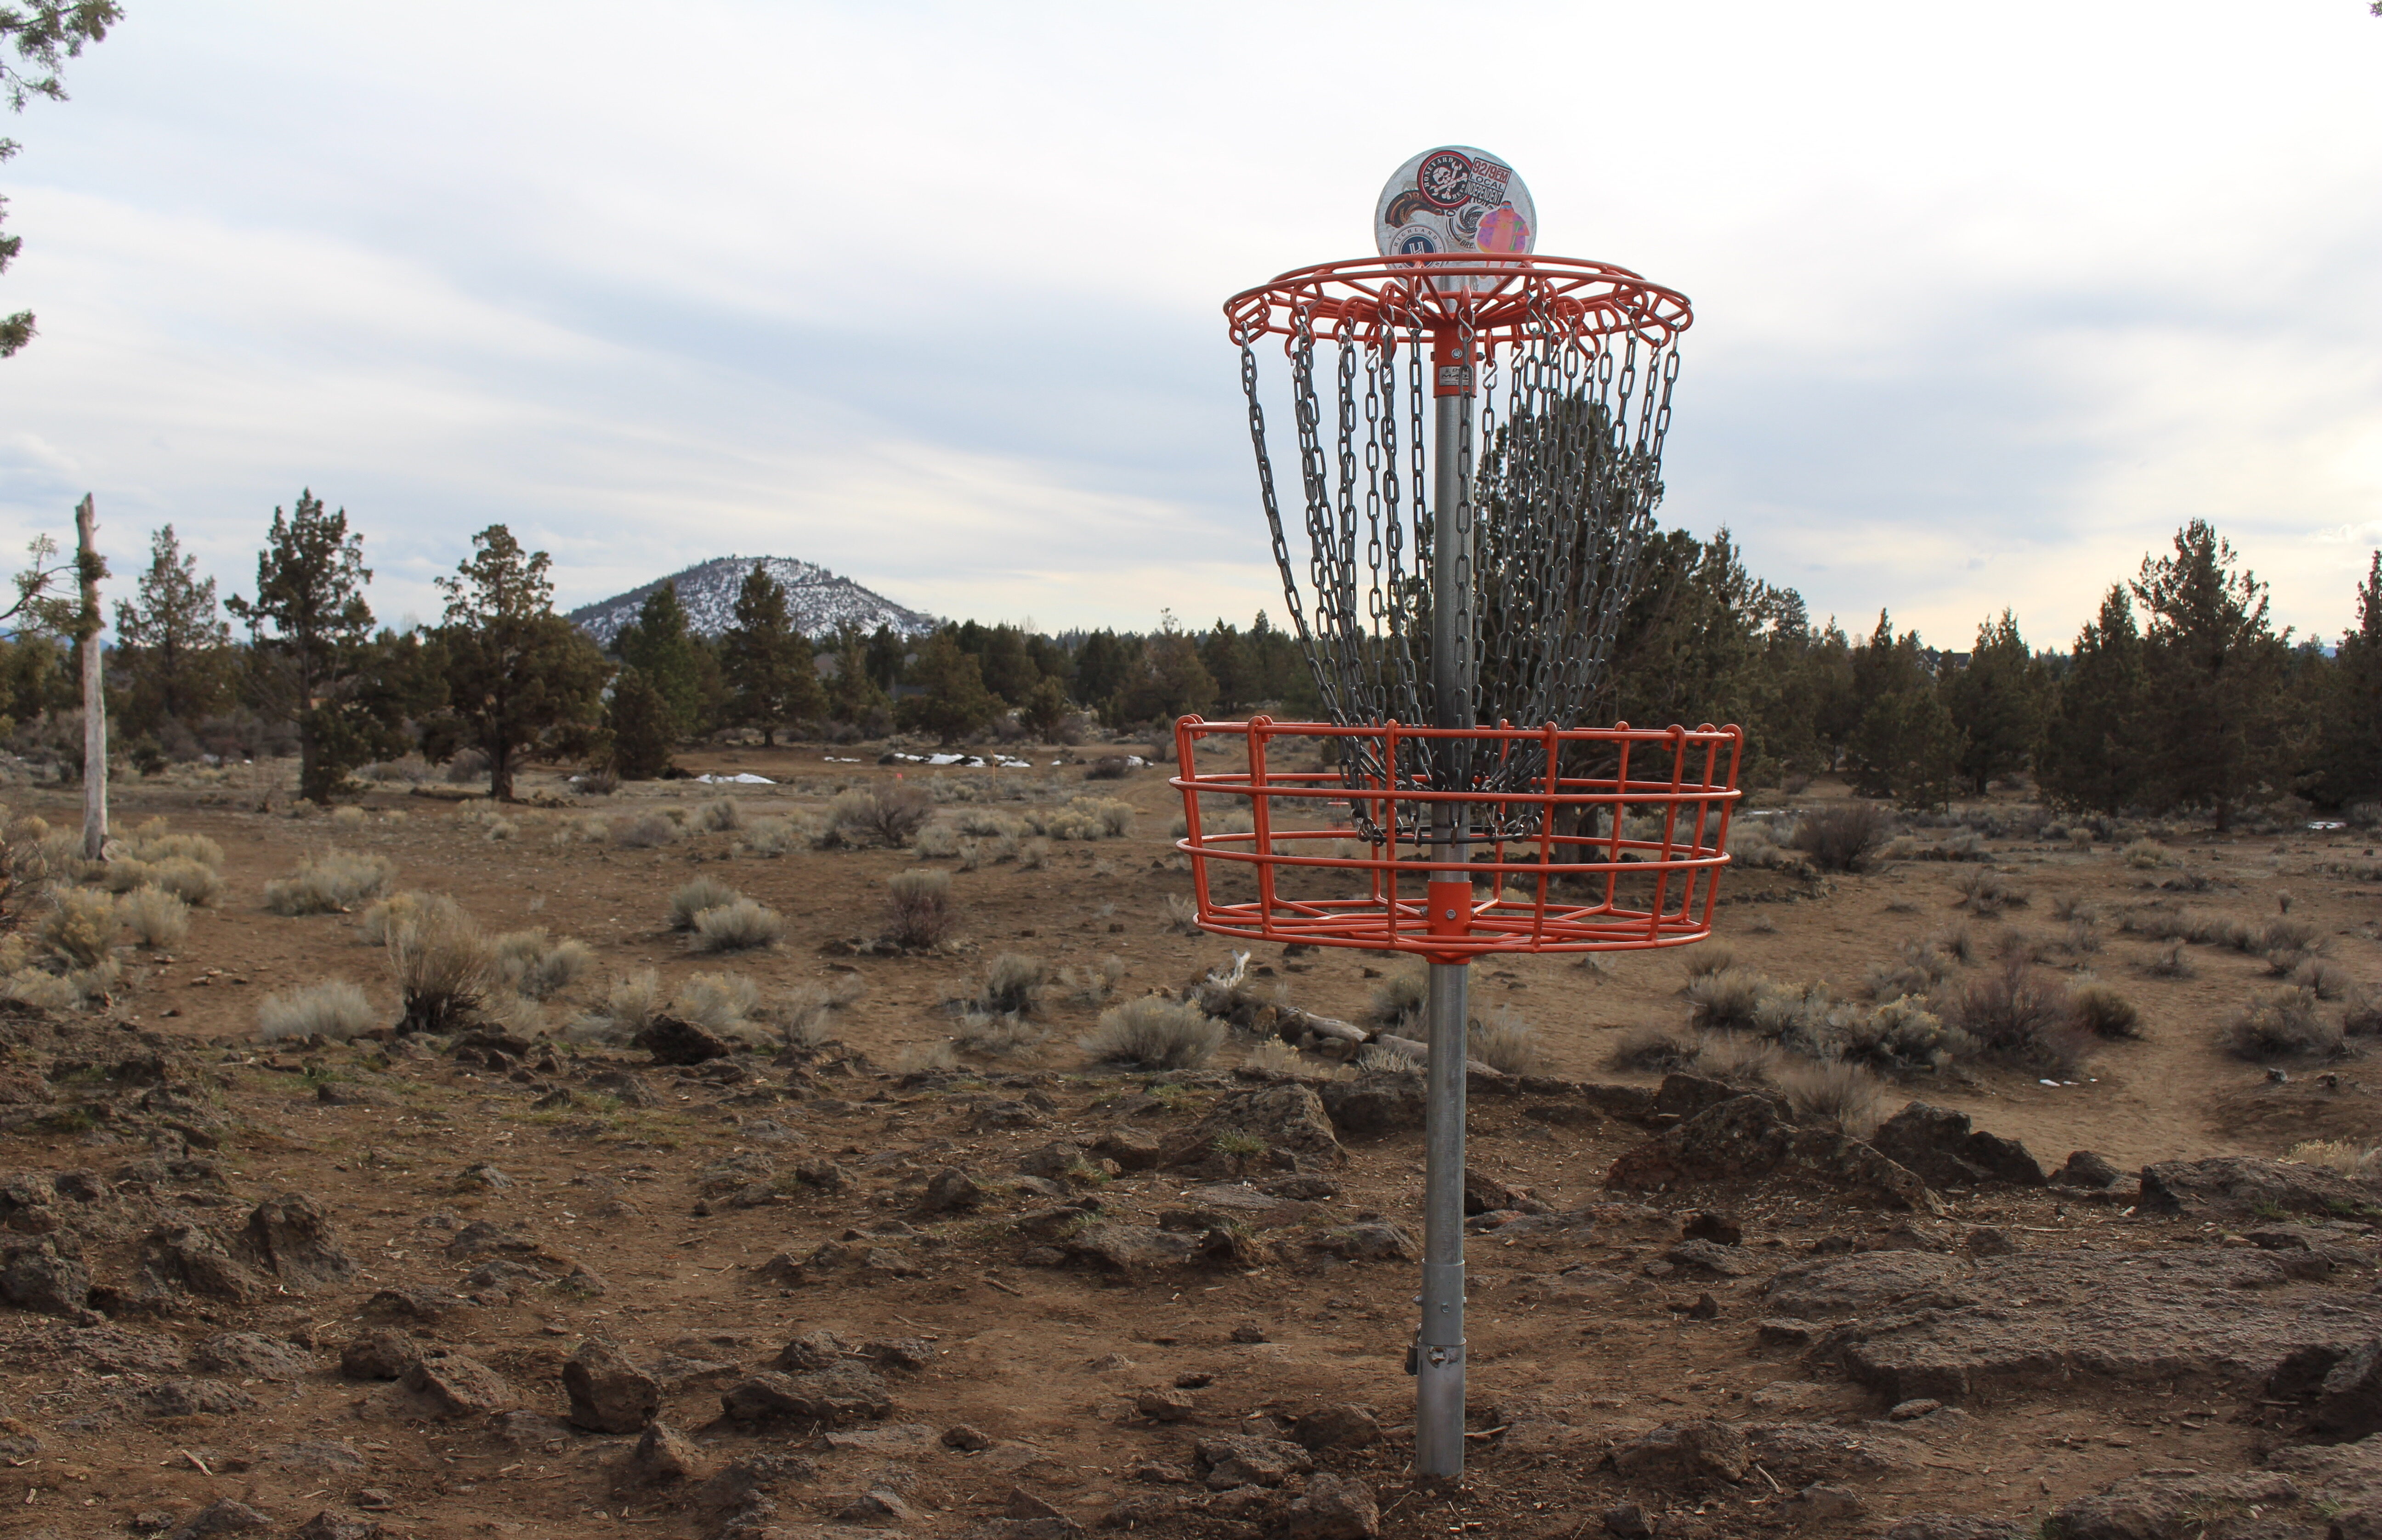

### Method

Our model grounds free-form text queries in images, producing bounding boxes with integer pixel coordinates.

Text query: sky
[0,0,2377,649]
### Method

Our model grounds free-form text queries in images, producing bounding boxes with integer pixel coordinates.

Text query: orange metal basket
[1171,715,1743,961]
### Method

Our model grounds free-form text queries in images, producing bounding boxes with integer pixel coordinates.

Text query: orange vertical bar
[1248,717,1277,940]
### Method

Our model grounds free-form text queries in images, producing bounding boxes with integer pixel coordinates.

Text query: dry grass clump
[2145,941,2195,979]
[1607,1025,1697,1074]
[117,886,190,950]
[2123,838,2170,869]
[1864,943,1954,1002]
[1243,1039,1308,1076]
[40,887,120,968]
[2289,1138,2382,1178]
[672,972,763,1037]
[1681,942,1737,981]
[783,978,863,1049]
[883,870,955,949]
[329,804,369,830]
[1467,1008,1543,1075]
[2343,989,2382,1037]
[2069,981,2143,1039]
[1356,1041,1424,1076]
[1032,795,1134,840]
[913,823,963,859]
[1940,961,2086,1074]
[386,900,492,1035]
[566,969,667,1044]
[1726,820,1806,872]
[263,849,396,916]
[2223,987,2341,1062]
[975,952,1049,1017]
[833,784,934,848]
[696,798,743,832]
[492,928,594,1000]
[1163,893,1201,936]
[1061,955,1126,1008]
[1789,803,1892,873]
[1367,968,1427,1030]
[1773,1059,1884,1134]
[1081,996,1224,1070]
[613,812,678,849]
[2290,957,2353,1001]
[737,815,802,857]
[139,857,224,907]
[359,890,461,947]
[1953,867,2024,918]
[957,1011,1050,1057]
[1686,966,1765,1034]
[668,876,742,930]
[891,1042,961,1076]
[257,979,378,1042]
[690,898,785,954]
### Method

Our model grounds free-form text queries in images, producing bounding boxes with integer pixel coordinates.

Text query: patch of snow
[695,772,775,784]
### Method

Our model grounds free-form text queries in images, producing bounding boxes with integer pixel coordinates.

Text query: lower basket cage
[1171,716,1744,959]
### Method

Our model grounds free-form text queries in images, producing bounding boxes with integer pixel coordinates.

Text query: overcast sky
[0,1,2377,650]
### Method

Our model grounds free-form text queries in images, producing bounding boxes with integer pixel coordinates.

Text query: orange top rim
[1225,252,1694,352]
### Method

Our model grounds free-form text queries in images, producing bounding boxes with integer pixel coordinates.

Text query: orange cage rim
[1170,716,1744,961]
[1224,252,1694,354]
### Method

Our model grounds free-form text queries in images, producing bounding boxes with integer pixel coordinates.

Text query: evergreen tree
[1202,620,1249,715]
[975,623,1039,707]
[614,582,702,738]
[2132,520,2287,829]
[1117,615,1216,724]
[607,667,678,780]
[434,526,609,801]
[1073,630,1136,714]
[1945,610,2046,794]
[2037,585,2148,816]
[225,490,398,802]
[1247,611,1302,706]
[1020,675,1072,742]
[825,624,891,726]
[863,623,907,691]
[1,1,123,358]
[112,523,232,738]
[2306,553,2382,809]
[896,629,998,743]
[720,561,819,746]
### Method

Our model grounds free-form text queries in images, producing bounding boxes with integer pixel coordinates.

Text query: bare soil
[0,746,2377,1540]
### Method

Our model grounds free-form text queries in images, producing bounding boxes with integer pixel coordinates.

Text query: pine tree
[1020,675,1072,742]
[607,668,678,780]
[2304,552,2382,810]
[896,629,998,744]
[434,526,609,801]
[614,582,702,738]
[1202,620,1249,714]
[2037,585,2147,816]
[975,624,1039,707]
[1945,610,2046,794]
[226,490,399,803]
[1117,616,1216,725]
[2132,520,2287,829]
[112,524,232,739]
[720,562,819,746]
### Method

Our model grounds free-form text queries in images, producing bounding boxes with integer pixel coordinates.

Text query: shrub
[492,928,593,1000]
[1790,804,1891,872]
[2070,982,2143,1039]
[914,823,962,859]
[2122,838,2169,869]
[2265,918,2317,954]
[257,979,378,1042]
[1864,946,1949,1002]
[567,969,666,1045]
[1928,922,1976,965]
[668,877,743,930]
[2223,987,2340,1061]
[1468,1008,1543,1075]
[122,830,224,870]
[1690,1030,1781,1084]
[118,886,190,950]
[2343,989,2382,1036]
[613,812,678,849]
[2291,958,2353,1002]
[1084,757,1131,781]
[1607,1025,1696,1073]
[2289,1138,2380,1178]
[579,766,621,796]
[360,890,461,947]
[1953,867,2019,917]
[387,901,492,1034]
[697,798,743,832]
[1080,996,1225,1069]
[1681,942,1737,981]
[672,972,762,1037]
[1686,966,1767,1034]
[782,979,862,1049]
[1243,1039,1304,1075]
[2146,941,2195,979]
[1017,837,1051,871]
[834,783,934,848]
[263,849,397,916]
[40,887,119,968]
[884,870,955,949]
[690,898,785,953]
[1773,1059,1883,1133]
[1061,955,1126,1008]
[1366,967,1427,1030]
[1835,995,1971,1072]
[330,804,368,830]
[958,1011,1049,1056]
[1356,1041,1424,1076]
[1163,893,1201,935]
[445,747,491,784]
[891,1042,960,1075]
[976,952,1049,1016]
[1943,961,2087,1074]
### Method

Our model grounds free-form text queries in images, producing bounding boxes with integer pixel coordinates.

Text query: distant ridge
[566,556,939,647]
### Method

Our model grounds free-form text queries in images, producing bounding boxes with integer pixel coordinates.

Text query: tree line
[4,491,2376,822]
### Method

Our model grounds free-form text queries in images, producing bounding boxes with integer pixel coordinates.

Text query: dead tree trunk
[76,494,107,861]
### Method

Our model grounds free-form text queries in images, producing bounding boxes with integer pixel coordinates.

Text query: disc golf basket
[1177,146,1741,1478]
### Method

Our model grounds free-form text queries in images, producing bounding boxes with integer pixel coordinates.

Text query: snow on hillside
[566,556,939,646]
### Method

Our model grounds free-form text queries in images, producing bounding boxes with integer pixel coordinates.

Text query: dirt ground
[0,742,2379,1540]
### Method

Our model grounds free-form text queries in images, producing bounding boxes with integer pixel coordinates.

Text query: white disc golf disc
[1375,146,1537,260]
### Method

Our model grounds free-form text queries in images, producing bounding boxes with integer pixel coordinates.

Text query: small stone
[293,1514,373,1540]
[618,1420,708,1486]
[1282,1473,1379,1540]
[1195,1433,1314,1489]
[340,1329,417,1381]
[923,1166,985,1212]
[403,1353,517,1417]
[1683,1210,1744,1246]
[190,1331,312,1381]
[719,1363,890,1424]
[941,1423,993,1451]
[1137,1387,1196,1422]
[835,1488,915,1523]
[1230,1323,1268,1344]
[352,1489,395,1511]
[1686,1292,1720,1320]
[563,1338,659,1433]
[2053,1150,2124,1189]
[1292,1404,1381,1451]
[1603,1502,1656,1540]
[1666,1238,1752,1276]
[1006,1487,1071,1522]
[454,1161,511,1192]
[1784,1483,1864,1521]
[1889,1398,1945,1420]
[773,1328,849,1372]
[1964,1226,2019,1257]
[162,1499,272,1540]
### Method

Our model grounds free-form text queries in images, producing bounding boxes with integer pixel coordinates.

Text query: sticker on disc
[1375,145,1537,283]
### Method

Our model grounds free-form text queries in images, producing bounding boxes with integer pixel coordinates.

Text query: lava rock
[241,1192,354,1289]
[2052,1150,2125,1190]
[292,1514,375,1540]
[0,1237,89,1316]
[1293,1404,1382,1451]
[1194,1433,1314,1489]
[923,1166,985,1212]
[1317,1073,1426,1135]
[1304,1223,1417,1262]
[404,1353,518,1417]
[1870,1102,2047,1188]
[719,1362,890,1424]
[563,1338,659,1433]
[189,1331,312,1381]
[617,1420,709,1486]
[634,1013,734,1065]
[1091,1128,1164,1171]
[340,1330,418,1381]
[1683,1210,1744,1246]
[1281,1473,1379,1539]
[161,1500,272,1539]
[942,1423,993,1451]
[1136,1387,1196,1422]
[1463,1167,1526,1216]
[1168,1083,1346,1169]
[1610,1420,1750,1488]
[1666,1238,1753,1276]
[2139,1155,2375,1218]
[140,1222,264,1302]
[1063,1223,1200,1270]
[1883,1520,2028,1540]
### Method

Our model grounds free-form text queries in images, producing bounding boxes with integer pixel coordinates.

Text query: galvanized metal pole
[1414,343,1472,1479]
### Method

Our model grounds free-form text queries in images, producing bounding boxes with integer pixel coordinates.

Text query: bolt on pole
[1414,336,1473,1479]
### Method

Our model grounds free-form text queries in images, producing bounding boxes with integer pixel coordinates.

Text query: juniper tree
[1,2,122,357]
[2301,553,2382,810]
[2036,585,2147,817]
[113,524,232,738]
[434,526,608,801]
[825,623,891,727]
[606,667,677,779]
[896,628,998,744]
[1945,610,2047,795]
[2132,520,2288,830]
[614,582,703,738]
[720,561,819,746]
